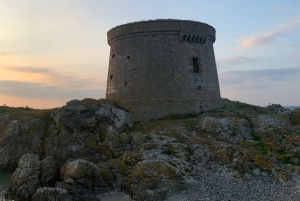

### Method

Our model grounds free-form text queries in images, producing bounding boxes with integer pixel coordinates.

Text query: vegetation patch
[252,131,261,141]
[163,146,173,155]
[291,110,300,125]
[255,142,268,155]
[275,150,300,165]
[155,113,199,121]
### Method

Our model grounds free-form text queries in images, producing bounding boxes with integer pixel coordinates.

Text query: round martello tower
[106,19,222,120]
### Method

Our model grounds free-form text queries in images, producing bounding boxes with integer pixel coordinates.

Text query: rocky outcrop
[129,160,186,201]
[2,99,300,200]
[32,187,73,201]
[0,117,45,172]
[60,159,108,189]
[199,117,253,142]
[5,154,41,201]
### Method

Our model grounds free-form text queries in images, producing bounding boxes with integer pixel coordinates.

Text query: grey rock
[5,154,41,201]
[32,187,73,201]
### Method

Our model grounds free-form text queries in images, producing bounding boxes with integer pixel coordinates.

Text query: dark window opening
[186,22,189,25]
[203,37,206,44]
[191,36,195,42]
[187,35,191,41]
[198,86,202,91]
[193,58,199,73]
[112,54,115,58]
[127,56,130,59]
[199,37,203,43]
[110,75,113,79]
[183,35,187,41]
[153,35,155,37]
[195,24,197,26]
[124,82,127,86]
[195,36,199,42]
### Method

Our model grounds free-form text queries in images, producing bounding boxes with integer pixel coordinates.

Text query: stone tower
[106,19,222,120]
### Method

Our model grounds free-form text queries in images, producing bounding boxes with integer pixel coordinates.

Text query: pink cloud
[237,16,300,50]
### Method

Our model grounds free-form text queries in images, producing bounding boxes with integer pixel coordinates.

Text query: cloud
[219,68,300,88]
[237,16,300,50]
[1,66,105,89]
[237,33,281,50]
[4,66,50,73]
[0,50,38,56]
[0,80,105,99]
[218,56,259,65]
[219,68,300,106]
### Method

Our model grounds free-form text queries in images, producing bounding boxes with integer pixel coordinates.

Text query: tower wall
[106,20,222,120]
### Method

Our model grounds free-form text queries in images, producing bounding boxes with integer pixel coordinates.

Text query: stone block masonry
[106,19,222,121]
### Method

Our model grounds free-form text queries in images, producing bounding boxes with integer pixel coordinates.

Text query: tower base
[112,98,223,121]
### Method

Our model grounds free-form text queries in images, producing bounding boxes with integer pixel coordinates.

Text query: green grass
[234,102,249,110]
[239,115,254,128]
[276,150,300,165]
[254,142,268,155]
[155,113,199,121]
[291,111,300,125]
[15,105,34,110]
[0,105,9,113]
[252,131,261,141]
[163,146,173,155]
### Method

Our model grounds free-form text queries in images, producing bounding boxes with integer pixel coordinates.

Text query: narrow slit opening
[193,58,199,73]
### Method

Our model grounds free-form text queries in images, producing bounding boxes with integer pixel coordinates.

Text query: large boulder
[129,160,186,201]
[53,99,133,132]
[0,118,45,172]
[40,156,59,187]
[5,154,41,201]
[199,117,252,142]
[32,187,73,201]
[55,182,102,201]
[60,159,108,189]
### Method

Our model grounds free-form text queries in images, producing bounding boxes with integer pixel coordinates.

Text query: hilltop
[1,98,300,200]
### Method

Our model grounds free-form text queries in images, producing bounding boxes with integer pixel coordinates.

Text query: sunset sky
[0,0,300,108]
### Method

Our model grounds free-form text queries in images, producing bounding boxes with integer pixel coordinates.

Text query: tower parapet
[106,19,222,120]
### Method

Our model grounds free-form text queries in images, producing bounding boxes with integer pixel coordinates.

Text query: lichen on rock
[2,98,300,200]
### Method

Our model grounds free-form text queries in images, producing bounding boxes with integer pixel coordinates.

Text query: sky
[0,0,299,108]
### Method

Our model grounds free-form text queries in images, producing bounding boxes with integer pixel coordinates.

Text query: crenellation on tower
[106,19,222,121]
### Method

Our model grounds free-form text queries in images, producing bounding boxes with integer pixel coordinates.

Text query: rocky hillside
[0,98,300,201]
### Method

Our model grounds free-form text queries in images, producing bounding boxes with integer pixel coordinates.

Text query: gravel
[167,171,300,201]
